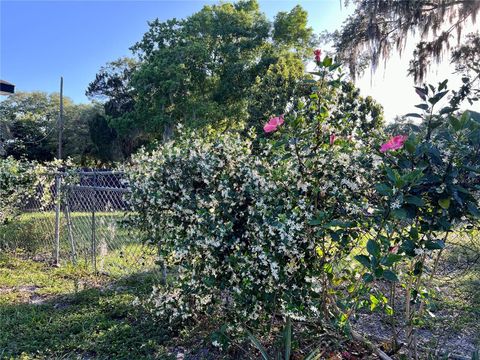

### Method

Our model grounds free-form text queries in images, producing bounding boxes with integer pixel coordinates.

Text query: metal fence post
[54,174,61,266]
[91,173,97,272]
[91,207,96,271]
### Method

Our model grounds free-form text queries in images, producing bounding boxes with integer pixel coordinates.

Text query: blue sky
[0,0,351,103]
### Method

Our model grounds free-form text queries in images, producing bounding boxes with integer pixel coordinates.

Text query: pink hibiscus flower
[314,49,322,63]
[263,115,284,133]
[380,135,407,153]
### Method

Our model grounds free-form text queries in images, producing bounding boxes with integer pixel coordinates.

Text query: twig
[350,330,394,360]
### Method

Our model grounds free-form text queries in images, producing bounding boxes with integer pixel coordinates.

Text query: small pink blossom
[263,115,284,133]
[380,135,407,153]
[314,49,322,63]
[330,133,336,145]
[389,245,399,254]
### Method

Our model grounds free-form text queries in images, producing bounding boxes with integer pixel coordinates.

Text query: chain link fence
[4,170,157,276]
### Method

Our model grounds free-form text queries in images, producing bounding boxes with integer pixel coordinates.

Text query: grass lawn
[0,254,370,360]
[0,253,174,359]
[0,228,478,359]
[0,212,156,276]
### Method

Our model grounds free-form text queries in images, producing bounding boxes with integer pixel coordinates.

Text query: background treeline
[1,0,478,165]
[1,1,319,165]
[0,93,119,165]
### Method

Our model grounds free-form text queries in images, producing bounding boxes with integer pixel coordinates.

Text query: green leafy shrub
[0,157,60,252]
[0,157,37,223]
[126,55,385,333]
[353,84,480,356]
[126,53,479,357]
[128,131,322,326]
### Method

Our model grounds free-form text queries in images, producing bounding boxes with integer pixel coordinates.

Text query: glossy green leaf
[438,198,451,209]
[367,239,381,257]
[385,168,398,184]
[355,255,371,268]
[429,90,448,105]
[362,273,374,283]
[467,202,480,218]
[438,79,448,91]
[383,270,399,282]
[440,106,454,115]
[415,86,428,100]
[392,208,408,220]
[449,116,463,131]
[424,240,445,250]
[322,56,333,67]
[405,138,416,154]
[405,113,423,119]
[375,183,392,196]
[428,146,443,165]
[405,195,425,207]
[415,103,429,111]
[374,267,384,277]
[409,227,419,240]
[381,254,403,266]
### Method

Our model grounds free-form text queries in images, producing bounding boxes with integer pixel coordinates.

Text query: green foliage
[0,254,170,359]
[130,0,281,137]
[247,53,307,133]
[86,57,138,118]
[85,57,145,159]
[354,83,480,355]
[88,113,119,163]
[272,5,313,53]
[0,157,69,225]
[88,0,316,151]
[0,157,37,223]
[126,59,385,341]
[0,91,113,164]
[126,50,479,357]
[0,92,62,161]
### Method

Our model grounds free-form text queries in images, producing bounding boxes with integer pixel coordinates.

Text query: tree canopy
[87,0,315,148]
[333,0,480,82]
[0,92,119,165]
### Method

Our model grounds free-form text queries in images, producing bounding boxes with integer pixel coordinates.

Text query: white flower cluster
[126,129,380,327]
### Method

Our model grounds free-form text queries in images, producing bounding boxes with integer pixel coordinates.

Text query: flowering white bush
[126,54,479,358]
[128,132,313,324]
[126,58,386,331]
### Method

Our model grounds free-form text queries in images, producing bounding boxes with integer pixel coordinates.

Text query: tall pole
[54,76,63,265]
[58,76,63,159]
